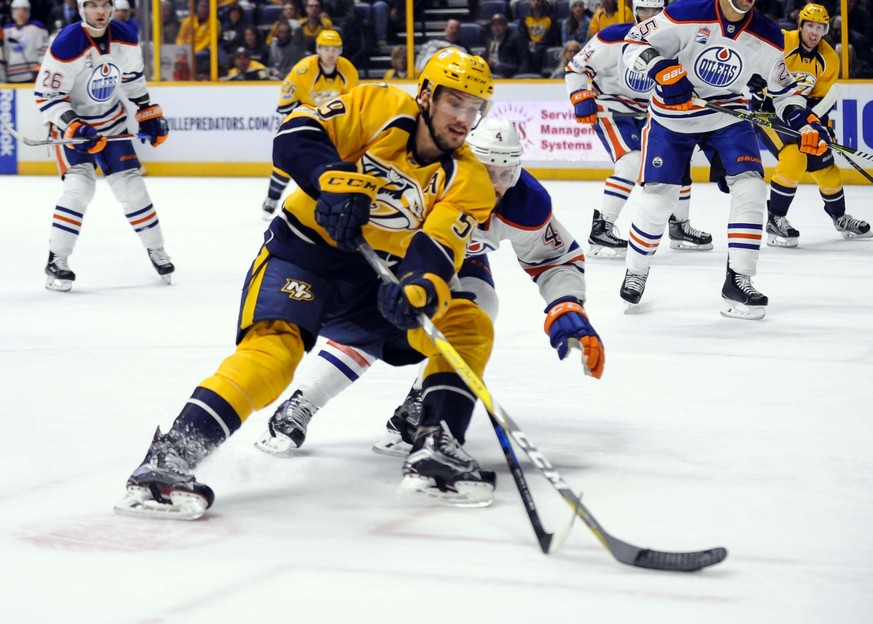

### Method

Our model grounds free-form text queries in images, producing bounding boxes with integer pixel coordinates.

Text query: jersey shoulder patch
[50,24,92,61]
[597,23,632,43]
[109,20,139,45]
[494,170,552,229]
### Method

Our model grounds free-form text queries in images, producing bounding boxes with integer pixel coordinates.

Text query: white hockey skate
[833,213,872,239]
[148,247,175,284]
[45,252,75,292]
[668,216,713,251]
[399,422,495,508]
[588,212,627,259]
[620,269,649,314]
[254,390,317,457]
[720,266,768,320]
[766,213,799,248]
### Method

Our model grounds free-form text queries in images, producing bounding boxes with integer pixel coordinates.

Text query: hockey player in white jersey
[2,0,48,83]
[256,117,605,466]
[565,0,712,258]
[34,0,172,292]
[618,0,826,320]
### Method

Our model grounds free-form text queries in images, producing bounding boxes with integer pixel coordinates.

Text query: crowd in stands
[2,0,872,82]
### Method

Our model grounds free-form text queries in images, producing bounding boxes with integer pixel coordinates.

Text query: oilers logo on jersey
[87,63,121,102]
[624,68,654,93]
[360,153,426,231]
[694,47,741,88]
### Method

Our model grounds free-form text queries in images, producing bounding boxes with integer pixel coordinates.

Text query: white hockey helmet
[77,0,115,24]
[632,0,664,22]
[466,117,524,188]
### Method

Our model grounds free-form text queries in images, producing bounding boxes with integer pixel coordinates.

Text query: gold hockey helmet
[418,48,493,104]
[798,4,830,32]
[316,30,343,47]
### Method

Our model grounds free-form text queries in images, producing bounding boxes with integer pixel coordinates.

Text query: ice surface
[1,176,871,623]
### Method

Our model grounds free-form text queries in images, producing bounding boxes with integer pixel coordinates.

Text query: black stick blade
[631,547,728,572]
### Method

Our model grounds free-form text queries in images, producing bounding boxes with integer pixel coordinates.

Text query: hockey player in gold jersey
[115,49,499,518]
[754,4,871,247]
[262,29,360,219]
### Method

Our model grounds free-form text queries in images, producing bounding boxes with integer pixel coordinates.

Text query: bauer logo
[624,68,654,93]
[87,63,121,102]
[694,47,742,88]
[0,89,17,174]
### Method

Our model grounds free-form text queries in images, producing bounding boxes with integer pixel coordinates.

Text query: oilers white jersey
[2,20,48,83]
[34,20,148,134]
[565,23,653,114]
[623,0,805,133]
[468,169,587,305]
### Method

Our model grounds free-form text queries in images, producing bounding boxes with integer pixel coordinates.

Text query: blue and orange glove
[785,108,828,156]
[544,297,604,379]
[314,162,380,251]
[648,58,694,110]
[570,89,598,124]
[63,120,107,154]
[135,104,169,147]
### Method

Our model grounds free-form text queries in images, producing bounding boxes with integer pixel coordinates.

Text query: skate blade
[720,298,766,321]
[372,432,411,457]
[766,234,798,248]
[113,487,208,521]
[397,475,494,508]
[839,230,873,240]
[623,300,651,315]
[262,210,276,222]
[669,240,714,251]
[254,430,298,458]
[588,244,627,259]
[160,274,173,285]
[45,276,73,292]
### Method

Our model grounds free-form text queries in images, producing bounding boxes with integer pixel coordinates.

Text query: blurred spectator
[2,0,48,83]
[323,0,366,68]
[384,43,416,79]
[300,0,333,53]
[549,39,581,78]
[47,0,80,34]
[829,15,873,77]
[220,3,248,58]
[268,19,305,78]
[415,19,470,72]
[160,0,181,43]
[561,0,590,45]
[223,46,269,80]
[364,0,390,48]
[519,0,559,74]
[485,13,529,77]
[113,0,139,35]
[588,0,630,39]
[266,2,301,44]
[177,0,220,79]
[240,25,268,65]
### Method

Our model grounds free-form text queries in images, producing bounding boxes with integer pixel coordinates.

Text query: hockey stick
[692,97,873,164]
[0,117,148,147]
[356,237,727,571]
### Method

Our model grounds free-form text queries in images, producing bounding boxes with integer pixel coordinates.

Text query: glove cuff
[648,59,686,85]
[570,89,595,104]
[135,104,164,123]
[544,300,586,335]
[317,165,381,202]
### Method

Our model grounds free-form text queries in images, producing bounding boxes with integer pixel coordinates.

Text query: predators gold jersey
[276,54,359,115]
[272,83,496,272]
[782,29,838,104]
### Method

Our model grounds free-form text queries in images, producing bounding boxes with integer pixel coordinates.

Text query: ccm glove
[544,297,604,379]
[570,89,598,124]
[64,120,106,154]
[314,162,380,251]
[648,58,694,110]
[135,104,169,147]
[378,271,452,330]
[785,108,828,156]
[747,73,767,112]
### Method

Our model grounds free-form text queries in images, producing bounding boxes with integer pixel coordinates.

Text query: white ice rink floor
[1,176,871,624]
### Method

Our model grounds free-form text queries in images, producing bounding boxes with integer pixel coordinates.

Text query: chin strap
[726,0,754,14]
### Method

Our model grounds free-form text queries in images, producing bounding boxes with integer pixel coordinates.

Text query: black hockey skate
[721,266,768,320]
[588,210,628,258]
[668,215,713,250]
[766,213,800,248]
[372,387,422,457]
[620,269,649,306]
[833,213,872,239]
[45,252,75,292]
[400,421,496,507]
[114,428,214,520]
[254,390,318,457]
[148,247,175,284]
[262,196,278,221]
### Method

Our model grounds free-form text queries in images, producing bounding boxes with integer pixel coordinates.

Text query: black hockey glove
[747,74,767,112]
[313,162,380,251]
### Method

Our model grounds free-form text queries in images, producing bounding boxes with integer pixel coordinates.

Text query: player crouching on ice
[254,117,604,479]
[115,50,518,518]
